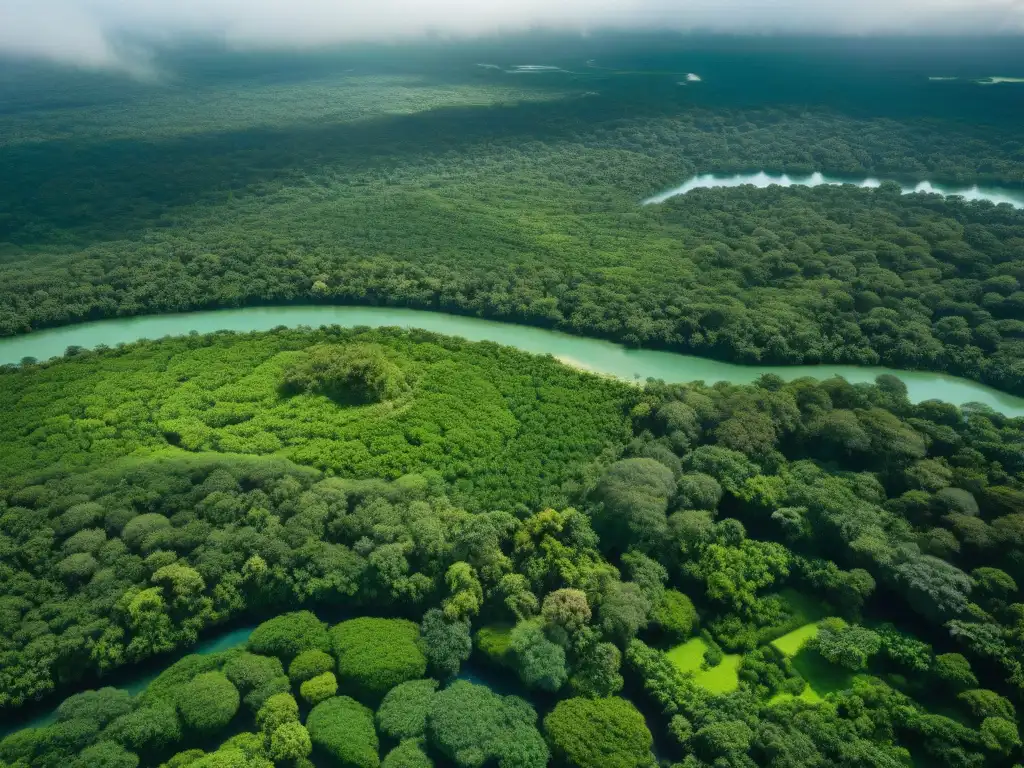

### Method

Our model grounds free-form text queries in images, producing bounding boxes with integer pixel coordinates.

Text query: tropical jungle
[1,31,1024,768]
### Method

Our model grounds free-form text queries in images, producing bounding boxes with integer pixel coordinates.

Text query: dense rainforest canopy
[2,39,1024,393]
[2,34,1024,768]
[1,329,1023,767]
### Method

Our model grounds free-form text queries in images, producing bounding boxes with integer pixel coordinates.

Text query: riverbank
[2,305,1022,415]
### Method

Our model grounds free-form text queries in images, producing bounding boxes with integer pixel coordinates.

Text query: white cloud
[2,0,1023,70]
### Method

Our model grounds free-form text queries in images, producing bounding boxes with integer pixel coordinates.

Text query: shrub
[301,672,339,706]
[331,618,426,705]
[289,649,335,685]
[544,697,654,768]
[377,679,439,741]
[307,696,380,768]
[248,611,330,662]
[177,672,240,735]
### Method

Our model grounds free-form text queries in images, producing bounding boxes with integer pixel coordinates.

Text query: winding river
[1,305,1023,416]
[643,171,1024,208]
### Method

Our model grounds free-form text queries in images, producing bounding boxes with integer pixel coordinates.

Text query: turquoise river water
[1,305,1022,415]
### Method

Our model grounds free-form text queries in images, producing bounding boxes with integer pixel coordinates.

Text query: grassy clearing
[665,638,741,694]
[771,622,821,657]
[695,654,742,694]
[665,638,707,675]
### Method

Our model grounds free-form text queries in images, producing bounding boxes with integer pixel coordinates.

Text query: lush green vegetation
[3,34,1024,768]
[3,327,1023,766]
[3,42,1024,394]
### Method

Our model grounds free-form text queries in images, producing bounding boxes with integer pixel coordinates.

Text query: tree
[620,551,667,604]
[72,741,139,768]
[958,690,1016,723]
[307,696,379,768]
[269,721,313,763]
[331,618,427,705]
[300,672,338,705]
[377,679,439,741]
[247,612,330,662]
[427,680,548,768]
[689,540,790,617]
[56,687,134,730]
[420,609,471,679]
[676,473,723,511]
[544,697,654,768]
[281,343,407,404]
[934,653,978,691]
[382,740,433,768]
[256,693,299,736]
[598,582,651,645]
[287,648,335,685]
[811,620,881,670]
[693,720,754,763]
[649,590,698,642]
[569,641,623,698]
[971,567,1018,612]
[541,589,592,641]
[105,704,182,753]
[592,459,675,552]
[497,574,539,620]
[893,555,973,624]
[442,563,484,621]
[177,672,240,735]
[509,620,568,692]
[980,717,1021,756]
[223,653,286,698]
[121,513,172,551]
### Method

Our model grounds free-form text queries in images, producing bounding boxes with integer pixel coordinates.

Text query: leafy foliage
[306,696,379,768]
[426,680,548,768]
[543,697,654,768]
[330,618,427,705]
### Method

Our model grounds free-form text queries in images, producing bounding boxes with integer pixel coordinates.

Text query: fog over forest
[3,0,1024,71]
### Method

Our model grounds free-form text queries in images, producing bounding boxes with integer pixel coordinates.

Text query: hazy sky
[3,0,1023,70]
